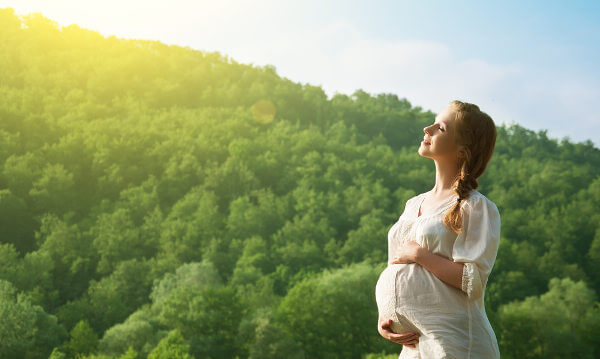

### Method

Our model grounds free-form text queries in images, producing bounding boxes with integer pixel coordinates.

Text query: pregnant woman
[375,100,501,358]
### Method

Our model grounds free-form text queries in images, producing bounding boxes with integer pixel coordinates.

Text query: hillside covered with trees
[0,7,599,359]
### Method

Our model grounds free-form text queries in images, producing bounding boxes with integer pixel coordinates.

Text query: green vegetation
[0,7,599,359]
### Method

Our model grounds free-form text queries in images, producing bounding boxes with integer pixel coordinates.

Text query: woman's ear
[457,146,467,159]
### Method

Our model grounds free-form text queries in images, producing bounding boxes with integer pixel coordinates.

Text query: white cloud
[229,21,599,146]
[229,21,524,125]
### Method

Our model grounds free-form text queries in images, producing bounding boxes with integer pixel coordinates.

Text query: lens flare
[252,99,276,124]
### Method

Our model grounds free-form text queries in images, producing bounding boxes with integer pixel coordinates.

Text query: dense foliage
[1,7,599,358]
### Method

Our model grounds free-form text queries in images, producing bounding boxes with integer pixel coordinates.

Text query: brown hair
[442,100,497,234]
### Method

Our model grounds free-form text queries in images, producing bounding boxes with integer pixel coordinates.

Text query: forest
[0,7,599,359]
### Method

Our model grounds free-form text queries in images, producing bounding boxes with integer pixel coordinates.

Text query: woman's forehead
[436,107,455,125]
[434,116,450,127]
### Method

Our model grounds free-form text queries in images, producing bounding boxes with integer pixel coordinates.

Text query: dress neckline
[416,191,460,219]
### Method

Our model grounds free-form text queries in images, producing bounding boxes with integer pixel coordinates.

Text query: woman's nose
[423,126,432,135]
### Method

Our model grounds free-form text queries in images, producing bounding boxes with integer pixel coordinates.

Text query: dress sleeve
[451,194,501,300]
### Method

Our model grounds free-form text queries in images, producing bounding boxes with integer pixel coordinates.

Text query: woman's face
[418,105,462,161]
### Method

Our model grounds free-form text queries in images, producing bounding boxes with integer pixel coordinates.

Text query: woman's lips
[422,140,431,145]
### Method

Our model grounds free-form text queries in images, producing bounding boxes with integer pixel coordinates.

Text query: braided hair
[442,100,497,234]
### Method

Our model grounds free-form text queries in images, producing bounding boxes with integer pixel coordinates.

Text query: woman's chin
[417,149,431,158]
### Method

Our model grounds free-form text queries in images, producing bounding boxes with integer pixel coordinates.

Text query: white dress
[375,189,501,359]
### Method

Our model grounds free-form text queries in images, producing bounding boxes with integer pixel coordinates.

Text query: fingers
[388,331,421,346]
[380,318,392,330]
[378,318,421,346]
[392,337,419,346]
[377,318,391,337]
[386,332,420,342]
[389,331,420,341]
[394,336,420,346]
[389,256,406,264]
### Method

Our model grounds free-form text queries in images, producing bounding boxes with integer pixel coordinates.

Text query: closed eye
[432,123,444,132]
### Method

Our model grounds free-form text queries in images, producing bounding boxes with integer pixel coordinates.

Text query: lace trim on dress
[462,262,478,298]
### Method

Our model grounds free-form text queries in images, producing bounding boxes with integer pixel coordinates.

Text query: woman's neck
[431,159,459,195]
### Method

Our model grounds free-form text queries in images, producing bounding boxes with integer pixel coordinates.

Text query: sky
[2,0,599,146]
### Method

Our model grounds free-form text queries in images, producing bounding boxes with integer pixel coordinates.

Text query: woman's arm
[390,196,501,298]
[415,247,464,291]
[389,240,464,291]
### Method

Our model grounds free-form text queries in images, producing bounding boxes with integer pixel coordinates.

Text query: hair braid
[442,100,496,234]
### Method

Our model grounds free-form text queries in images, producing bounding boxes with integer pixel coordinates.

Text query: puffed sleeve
[451,194,501,301]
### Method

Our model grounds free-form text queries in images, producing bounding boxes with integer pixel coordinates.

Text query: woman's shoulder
[404,189,498,212]
[406,192,427,206]
[401,192,420,204]
[398,192,425,216]
[462,189,500,215]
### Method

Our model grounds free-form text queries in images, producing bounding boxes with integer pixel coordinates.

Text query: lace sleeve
[461,262,482,299]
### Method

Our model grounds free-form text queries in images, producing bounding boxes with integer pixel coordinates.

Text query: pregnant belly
[375,263,462,334]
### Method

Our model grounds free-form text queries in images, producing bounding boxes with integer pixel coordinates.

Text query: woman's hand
[389,240,423,265]
[378,317,420,348]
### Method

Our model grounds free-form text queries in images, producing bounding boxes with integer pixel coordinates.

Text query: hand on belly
[375,263,439,335]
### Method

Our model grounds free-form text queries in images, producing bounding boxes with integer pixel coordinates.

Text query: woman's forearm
[415,247,464,291]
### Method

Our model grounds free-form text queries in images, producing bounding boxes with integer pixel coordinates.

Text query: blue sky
[2,0,599,146]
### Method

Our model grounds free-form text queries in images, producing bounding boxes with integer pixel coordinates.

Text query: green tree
[147,330,192,359]
[0,279,65,359]
[497,277,600,359]
[156,285,243,358]
[63,320,98,357]
[120,346,139,359]
[277,262,394,358]
[239,308,304,359]
[0,189,36,252]
[87,259,153,332]
[48,348,66,359]
[98,308,161,358]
